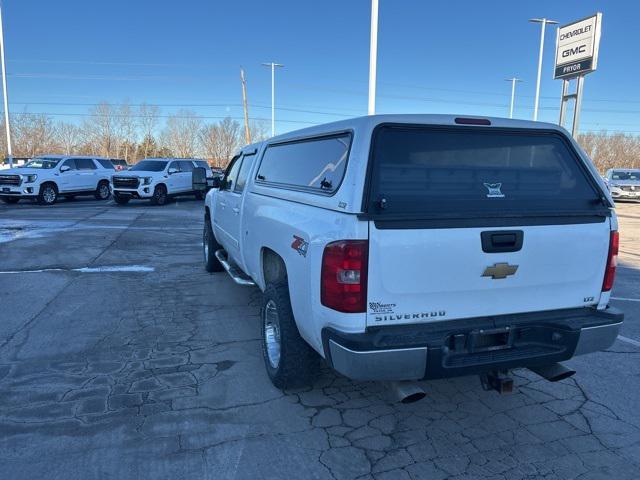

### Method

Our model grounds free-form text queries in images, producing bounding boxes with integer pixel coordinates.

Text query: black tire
[194,190,205,200]
[94,181,111,200]
[203,216,224,272]
[113,193,130,205]
[261,280,320,389]
[150,184,168,206]
[1,196,19,204]
[38,183,58,205]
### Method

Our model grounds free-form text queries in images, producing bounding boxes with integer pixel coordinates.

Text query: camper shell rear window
[364,124,607,221]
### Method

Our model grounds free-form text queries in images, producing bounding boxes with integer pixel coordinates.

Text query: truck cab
[203,114,622,392]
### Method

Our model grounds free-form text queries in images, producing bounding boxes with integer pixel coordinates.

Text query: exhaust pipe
[386,381,426,404]
[529,363,576,382]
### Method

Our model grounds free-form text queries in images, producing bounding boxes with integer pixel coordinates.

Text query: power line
[7,101,355,117]
[9,110,320,125]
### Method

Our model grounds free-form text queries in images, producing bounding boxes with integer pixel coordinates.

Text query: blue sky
[3,0,639,135]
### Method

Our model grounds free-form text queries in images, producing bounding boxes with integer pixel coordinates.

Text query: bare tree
[199,117,242,168]
[577,132,640,173]
[116,102,137,161]
[161,110,202,158]
[56,122,82,154]
[12,113,57,157]
[82,102,117,157]
[138,103,160,158]
[248,120,269,144]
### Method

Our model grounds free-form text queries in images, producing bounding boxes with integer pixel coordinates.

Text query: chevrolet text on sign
[554,13,602,79]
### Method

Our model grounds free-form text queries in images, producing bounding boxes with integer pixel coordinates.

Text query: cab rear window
[366,125,604,218]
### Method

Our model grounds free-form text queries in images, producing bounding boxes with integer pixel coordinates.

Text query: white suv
[0,155,113,205]
[112,158,212,206]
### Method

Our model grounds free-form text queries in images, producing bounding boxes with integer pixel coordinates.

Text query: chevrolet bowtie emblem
[482,262,518,279]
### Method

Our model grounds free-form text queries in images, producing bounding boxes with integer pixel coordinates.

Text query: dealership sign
[554,13,602,79]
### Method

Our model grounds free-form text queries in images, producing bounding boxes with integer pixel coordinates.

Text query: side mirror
[168,167,179,175]
[60,165,71,173]
[210,176,222,189]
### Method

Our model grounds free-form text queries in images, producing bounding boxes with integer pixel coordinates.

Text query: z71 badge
[291,235,308,257]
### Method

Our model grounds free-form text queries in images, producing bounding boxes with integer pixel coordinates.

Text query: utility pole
[240,67,251,145]
[529,18,558,121]
[368,0,379,115]
[0,4,12,167]
[262,62,284,137]
[505,77,523,119]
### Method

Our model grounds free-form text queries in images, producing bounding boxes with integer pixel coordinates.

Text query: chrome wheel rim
[264,300,281,368]
[99,184,109,198]
[43,187,55,203]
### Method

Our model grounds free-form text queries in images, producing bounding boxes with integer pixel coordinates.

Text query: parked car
[110,158,129,171]
[604,168,640,201]
[0,155,113,205]
[0,157,29,170]
[112,158,206,205]
[202,114,622,396]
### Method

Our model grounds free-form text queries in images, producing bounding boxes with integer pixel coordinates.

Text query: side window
[75,158,97,170]
[61,159,77,170]
[178,160,194,172]
[256,133,351,193]
[234,154,255,193]
[223,155,243,191]
[168,161,180,172]
[97,159,115,170]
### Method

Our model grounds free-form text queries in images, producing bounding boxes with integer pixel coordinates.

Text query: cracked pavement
[1,198,640,479]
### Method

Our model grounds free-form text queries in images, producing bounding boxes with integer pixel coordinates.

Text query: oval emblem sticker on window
[484,182,505,198]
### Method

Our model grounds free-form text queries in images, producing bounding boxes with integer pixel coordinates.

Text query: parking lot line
[618,335,640,348]
[0,265,154,274]
[611,296,640,302]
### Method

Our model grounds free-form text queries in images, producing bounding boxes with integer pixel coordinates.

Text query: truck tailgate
[362,123,613,327]
[366,220,610,326]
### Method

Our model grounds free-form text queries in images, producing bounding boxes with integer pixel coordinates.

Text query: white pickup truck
[203,114,623,394]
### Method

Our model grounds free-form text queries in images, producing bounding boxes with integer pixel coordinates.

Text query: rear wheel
[94,181,111,200]
[203,216,224,272]
[114,193,130,205]
[261,280,320,389]
[1,197,19,204]
[38,183,58,205]
[150,184,168,206]
[195,191,205,200]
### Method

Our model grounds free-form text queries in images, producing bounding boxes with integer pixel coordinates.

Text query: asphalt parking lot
[1,197,639,480]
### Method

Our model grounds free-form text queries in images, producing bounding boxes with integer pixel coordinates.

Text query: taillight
[321,240,368,313]
[602,231,619,292]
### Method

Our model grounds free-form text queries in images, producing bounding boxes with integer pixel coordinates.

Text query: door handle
[481,230,523,253]
[219,202,226,208]
[232,207,240,214]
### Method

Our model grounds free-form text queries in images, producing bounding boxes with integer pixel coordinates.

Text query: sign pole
[558,79,570,127]
[572,75,585,137]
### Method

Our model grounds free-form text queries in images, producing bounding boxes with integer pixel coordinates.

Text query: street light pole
[0,4,12,166]
[529,18,558,121]
[505,77,523,119]
[262,62,284,137]
[368,0,379,115]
